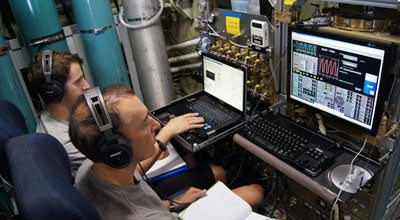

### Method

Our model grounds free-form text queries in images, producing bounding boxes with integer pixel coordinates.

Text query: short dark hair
[69,84,135,162]
[27,50,83,103]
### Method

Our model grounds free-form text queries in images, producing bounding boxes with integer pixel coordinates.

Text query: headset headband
[84,87,114,139]
[42,50,53,82]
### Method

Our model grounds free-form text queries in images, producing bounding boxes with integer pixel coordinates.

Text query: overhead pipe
[166,38,200,52]
[119,0,174,110]
[9,0,69,55]
[168,52,199,63]
[0,33,36,132]
[70,0,130,89]
[170,63,201,74]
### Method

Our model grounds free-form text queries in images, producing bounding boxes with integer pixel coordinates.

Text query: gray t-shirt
[75,167,178,220]
[37,111,86,177]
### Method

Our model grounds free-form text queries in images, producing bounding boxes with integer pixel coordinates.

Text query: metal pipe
[118,0,164,29]
[9,0,69,55]
[170,63,201,73]
[70,0,130,89]
[121,0,174,110]
[168,52,199,63]
[0,33,36,132]
[166,38,200,51]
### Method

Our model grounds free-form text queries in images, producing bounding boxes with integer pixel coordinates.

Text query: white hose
[118,0,164,29]
[315,113,327,135]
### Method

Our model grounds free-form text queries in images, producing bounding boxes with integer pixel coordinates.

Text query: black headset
[84,87,133,169]
[40,50,64,103]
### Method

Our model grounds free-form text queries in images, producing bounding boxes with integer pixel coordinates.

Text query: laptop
[150,52,247,152]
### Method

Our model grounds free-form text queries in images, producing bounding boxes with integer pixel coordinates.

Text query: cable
[207,24,249,49]
[268,56,279,92]
[118,0,164,29]
[250,96,263,118]
[227,149,246,187]
[138,162,191,208]
[267,46,287,93]
[196,32,211,55]
[329,135,368,220]
[264,168,277,202]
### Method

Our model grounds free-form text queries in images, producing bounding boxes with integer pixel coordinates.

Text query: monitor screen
[202,53,246,113]
[287,27,395,135]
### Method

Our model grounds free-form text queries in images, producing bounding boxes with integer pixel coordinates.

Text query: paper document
[179,181,272,220]
[145,143,189,183]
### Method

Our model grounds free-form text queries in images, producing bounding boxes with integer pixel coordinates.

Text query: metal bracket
[269,94,287,113]
[29,31,65,46]
[378,121,400,163]
[80,24,117,34]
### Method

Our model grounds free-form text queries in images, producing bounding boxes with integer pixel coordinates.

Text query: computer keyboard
[187,97,232,127]
[242,113,337,177]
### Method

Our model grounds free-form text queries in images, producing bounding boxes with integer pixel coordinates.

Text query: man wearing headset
[70,85,264,219]
[27,50,263,203]
[27,50,91,176]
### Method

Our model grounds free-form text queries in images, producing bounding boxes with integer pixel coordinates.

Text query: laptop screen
[202,54,246,113]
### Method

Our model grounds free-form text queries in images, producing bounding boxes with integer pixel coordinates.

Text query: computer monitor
[287,27,396,136]
[202,53,246,113]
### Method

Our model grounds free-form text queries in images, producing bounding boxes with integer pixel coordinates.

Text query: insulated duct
[9,0,69,55]
[0,33,36,132]
[120,0,174,110]
[70,0,130,89]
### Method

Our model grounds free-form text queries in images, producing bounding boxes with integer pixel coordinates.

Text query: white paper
[145,143,187,179]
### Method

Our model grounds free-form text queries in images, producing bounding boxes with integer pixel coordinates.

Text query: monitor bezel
[287,26,396,136]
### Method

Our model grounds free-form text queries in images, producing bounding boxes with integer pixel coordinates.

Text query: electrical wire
[250,96,263,118]
[227,148,246,187]
[329,135,368,220]
[268,46,287,93]
[207,24,249,49]
[264,168,277,202]
[196,32,211,55]
[268,56,279,92]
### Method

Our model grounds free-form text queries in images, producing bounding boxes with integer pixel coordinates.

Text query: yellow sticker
[284,0,296,5]
[226,16,240,36]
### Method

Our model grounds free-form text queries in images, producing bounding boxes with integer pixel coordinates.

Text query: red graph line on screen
[320,56,339,78]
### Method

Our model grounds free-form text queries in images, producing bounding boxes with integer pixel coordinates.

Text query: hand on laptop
[162,113,205,138]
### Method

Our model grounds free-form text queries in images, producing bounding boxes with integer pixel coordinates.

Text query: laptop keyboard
[187,98,232,127]
[242,114,337,177]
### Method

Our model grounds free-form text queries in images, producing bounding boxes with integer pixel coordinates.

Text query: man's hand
[162,113,205,137]
[174,187,207,210]
[158,148,169,160]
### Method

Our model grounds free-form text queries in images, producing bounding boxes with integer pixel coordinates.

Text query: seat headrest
[0,100,29,180]
[6,133,101,220]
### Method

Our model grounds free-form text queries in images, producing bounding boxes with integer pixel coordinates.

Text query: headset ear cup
[41,81,64,103]
[100,134,133,169]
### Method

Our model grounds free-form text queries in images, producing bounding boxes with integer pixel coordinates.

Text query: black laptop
[150,52,248,152]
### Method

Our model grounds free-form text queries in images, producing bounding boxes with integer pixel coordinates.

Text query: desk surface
[233,134,381,204]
